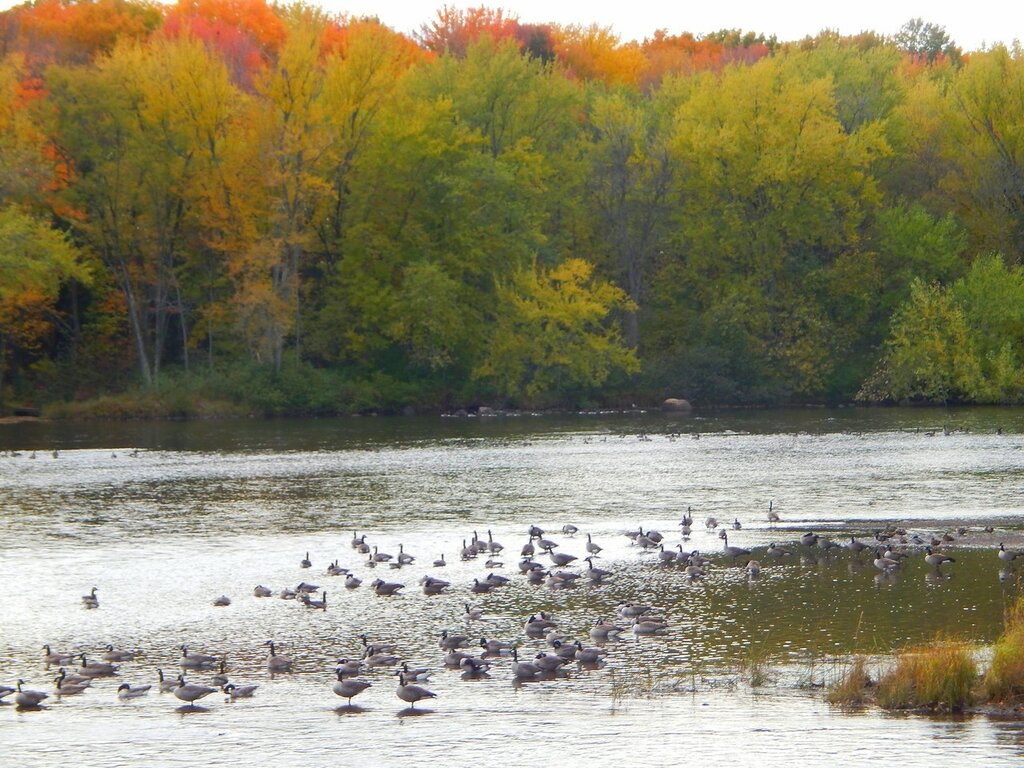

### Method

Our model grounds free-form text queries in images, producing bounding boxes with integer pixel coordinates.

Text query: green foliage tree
[0,205,90,402]
[474,257,639,403]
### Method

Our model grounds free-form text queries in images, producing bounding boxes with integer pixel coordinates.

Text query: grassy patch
[984,596,1024,702]
[827,656,872,708]
[876,640,977,712]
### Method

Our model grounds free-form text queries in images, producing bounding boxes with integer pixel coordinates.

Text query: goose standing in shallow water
[173,676,217,704]
[720,532,751,563]
[396,673,437,708]
[333,673,371,704]
[924,547,956,571]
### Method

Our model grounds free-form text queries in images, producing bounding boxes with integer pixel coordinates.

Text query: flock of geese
[5,503,1022,714]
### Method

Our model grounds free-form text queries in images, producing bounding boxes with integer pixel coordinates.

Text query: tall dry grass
[876,640,977,711]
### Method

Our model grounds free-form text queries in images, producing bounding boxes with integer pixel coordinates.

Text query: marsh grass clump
[739,645,774,688]
[608,666,657,706]
[876,640,977,712]
[827,656,872,708]
[984,596,1024,702]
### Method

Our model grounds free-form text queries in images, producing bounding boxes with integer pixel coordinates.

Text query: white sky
[324,0,1021,51]
[0,0,1018,52]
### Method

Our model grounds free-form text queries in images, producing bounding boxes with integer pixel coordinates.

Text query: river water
[2,408,1024,766]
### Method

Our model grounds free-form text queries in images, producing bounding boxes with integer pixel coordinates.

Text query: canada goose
[471,578,495,594]
[464,603,486,621]
[206,660,227,687]
[296,581,319,594]
[767,501,780,525]
[458,656,491,675]
[56,667,91,686]
[359,635,396,656]
[998,543,1021,566]
[157,669,178,693]
[525,614,557,632]
[345,574,362,589]
[400,662,431,681]
[264,641,292,672]
[632,619,668,634]
[372,546,393,563]
[103,644,135,662]
[335,659,364,678]
[549,551,578,567]
[173,675,217,704]
[550,639,577,660]
[657,544,677,564]
[397,544,415,565]
[533,653,568,673]
[77,655,118,677]
[800,532,819,547]
[178,646,217,669]
[15,680,48,707]
[54,674,90,696]
[363,649,400,667]
[439,630,470,650]
[746,560,761,577]
[0,684,13,700]
[117,683,152,699]
[585,534,603,556]
[213,595,231,607]
[873,550,901,572]
[433,554,447,567]
[574,641,606,663]
[705,517,719,530]
[223,683,258,699]
[562,524,579,536]
[327,561,347,576]
[396,673,437,708]
[253,585,273,597]
[765,543,792,559]
[420,576,450,596]
[485,572,511,586]
[521,540,536,557]
[301,590,327,610]
[510,648,541,679]
[617,602,653,618]
[584,557,612,583]
[846,538,870,556]
[460,539,477,561]
[537,537,560,552]
[528,525,545,538]
[486,530,503,554]
[42,644,74,665]
[590,620,624,640]
[480,637,510,654]
[370,579,404,596]
[279,588,297,600]
[300,552,312,568]
[721,532,751,562]
[924,547,956,569]
[82,587,99,609]
[350,531,362,548]
[732,518,742,530]
[333,673,371,704]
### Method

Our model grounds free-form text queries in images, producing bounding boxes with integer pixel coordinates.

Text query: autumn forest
[1,0,1023,416]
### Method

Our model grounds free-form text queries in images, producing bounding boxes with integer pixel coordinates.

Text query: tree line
[2,0,1023,414]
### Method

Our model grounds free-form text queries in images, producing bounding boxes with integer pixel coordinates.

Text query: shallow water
[2,408,1024,766]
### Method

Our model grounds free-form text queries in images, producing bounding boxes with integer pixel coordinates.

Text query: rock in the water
[661,398,692,412]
